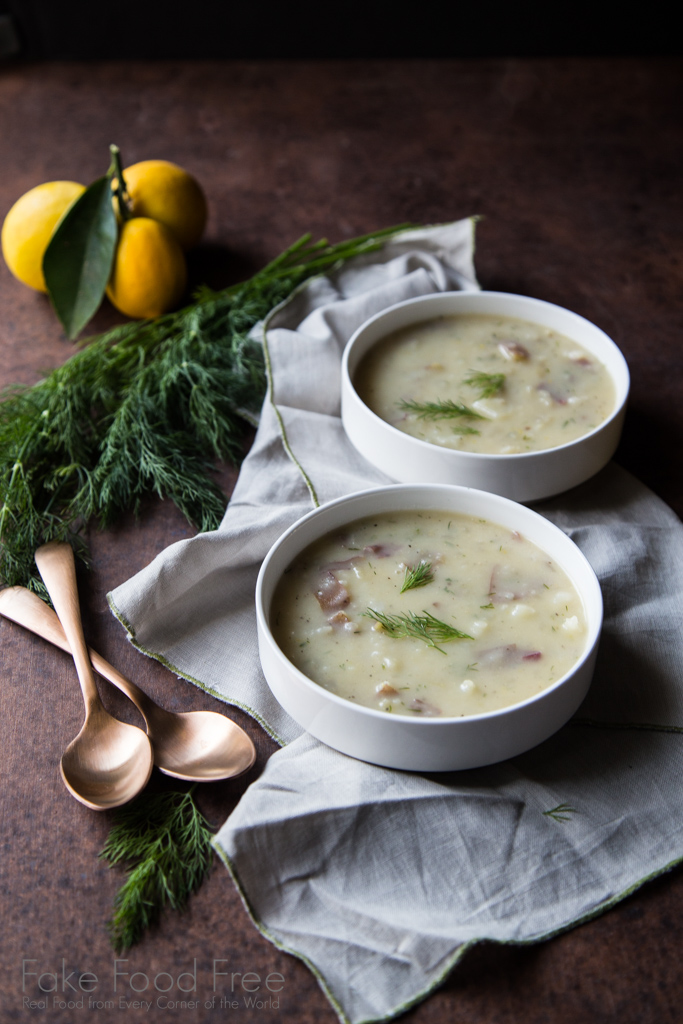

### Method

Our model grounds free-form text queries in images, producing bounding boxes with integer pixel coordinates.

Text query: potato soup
[355,313,615,454]
[271,510,587,718]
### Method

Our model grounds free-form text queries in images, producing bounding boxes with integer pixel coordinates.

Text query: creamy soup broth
[355,313,615,454]
[271,510,587,718]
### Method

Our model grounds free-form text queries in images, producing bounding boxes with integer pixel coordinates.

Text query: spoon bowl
[60,702,155,810]
[0,584,256,782]
[144,708,256,781]
[33,541,154,811]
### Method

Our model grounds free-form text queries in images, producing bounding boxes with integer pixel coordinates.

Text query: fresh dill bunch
[100,787,214,953]
[0,225,409,591]
[364,607,472,653]
[463,370,506,399]
[400,560,434,593]
[397,398,483,421]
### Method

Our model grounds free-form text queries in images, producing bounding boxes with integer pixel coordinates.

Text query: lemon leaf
[43,175,118,340]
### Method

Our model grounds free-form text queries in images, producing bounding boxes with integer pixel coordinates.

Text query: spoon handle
[34,542,101,711]
[0,585,153,722]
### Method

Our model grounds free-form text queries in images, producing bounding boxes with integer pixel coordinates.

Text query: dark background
[1,1,681,60]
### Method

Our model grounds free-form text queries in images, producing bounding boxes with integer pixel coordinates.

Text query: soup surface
[355,313,615,454]
[271,510,587,718]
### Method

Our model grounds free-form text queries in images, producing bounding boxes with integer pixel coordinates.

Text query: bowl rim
[341,289,630,463]
[255,482,604,727]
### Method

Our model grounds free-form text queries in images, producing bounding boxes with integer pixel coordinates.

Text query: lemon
[1,180,85,292]
[120,160,207,250]
[106,217,187,319]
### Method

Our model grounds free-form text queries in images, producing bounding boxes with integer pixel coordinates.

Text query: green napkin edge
[212,827,683,1024]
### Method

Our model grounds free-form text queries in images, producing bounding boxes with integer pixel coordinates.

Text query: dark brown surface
[1,58,682,1024]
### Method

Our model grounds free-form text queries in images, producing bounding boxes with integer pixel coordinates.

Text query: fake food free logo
[21,959,285,1013]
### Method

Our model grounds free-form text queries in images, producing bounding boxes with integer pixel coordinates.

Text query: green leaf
[400,560,434,593]
[463,370,506,399]
[542,802,579,823]
[363,607,472,653]
[100,787,214,952]
[397,398,484,421]
[43,175,118,339]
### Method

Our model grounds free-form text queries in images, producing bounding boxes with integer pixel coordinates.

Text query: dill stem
[109,144,131,222]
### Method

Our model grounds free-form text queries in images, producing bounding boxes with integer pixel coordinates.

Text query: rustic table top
[1,58,682,1024]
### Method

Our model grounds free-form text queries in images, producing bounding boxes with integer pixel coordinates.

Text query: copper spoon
[0,584,256,783]
[32,541,154,810]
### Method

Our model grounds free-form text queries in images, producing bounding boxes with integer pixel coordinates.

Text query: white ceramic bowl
[256,484,603,771]
[341,291,630,502]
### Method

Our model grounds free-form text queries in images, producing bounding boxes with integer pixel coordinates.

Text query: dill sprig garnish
[100,788,214,953]
[397,398,483,421]
[463,370,506,399]
[364,607,472,653]
[400,560,434,593]
[542,803,579,823]
[0,226,408,593]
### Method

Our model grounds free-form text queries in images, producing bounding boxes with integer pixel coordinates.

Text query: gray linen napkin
[109,221,683,1024]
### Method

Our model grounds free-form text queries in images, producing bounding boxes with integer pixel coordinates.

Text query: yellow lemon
[1,180,85,292]
[120,159,207,250]
[106,217,187,320]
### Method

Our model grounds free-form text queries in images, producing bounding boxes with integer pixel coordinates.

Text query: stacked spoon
[0,542,256,809]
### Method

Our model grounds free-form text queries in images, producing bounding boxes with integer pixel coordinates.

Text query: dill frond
[100,788,214,953]
[397,398,483,421]
[400,560,434,593]
[463,370,506,399]
[0,226,410,590]
[542,803,579,823]
[364,607,472,653]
